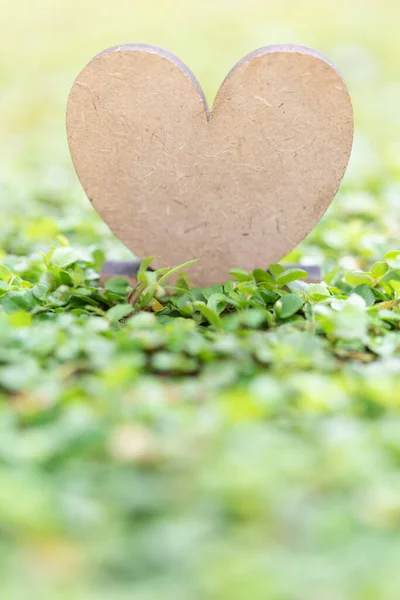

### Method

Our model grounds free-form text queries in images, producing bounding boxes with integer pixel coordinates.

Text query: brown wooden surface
[68,44,353,286]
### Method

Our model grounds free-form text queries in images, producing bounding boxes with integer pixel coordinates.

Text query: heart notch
[67,44,353,285]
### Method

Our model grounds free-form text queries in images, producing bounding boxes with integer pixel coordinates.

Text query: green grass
[2,1,400,598]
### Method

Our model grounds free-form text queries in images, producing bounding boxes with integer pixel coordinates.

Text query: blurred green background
[2,0,400,266]
[2,2,400,599]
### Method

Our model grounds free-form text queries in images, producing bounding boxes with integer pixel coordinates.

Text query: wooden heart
[67,44,353,285]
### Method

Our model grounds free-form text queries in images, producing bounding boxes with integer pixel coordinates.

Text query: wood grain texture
[67,44,353,285]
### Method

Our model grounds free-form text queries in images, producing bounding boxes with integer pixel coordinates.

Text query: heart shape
[67,44,353,285]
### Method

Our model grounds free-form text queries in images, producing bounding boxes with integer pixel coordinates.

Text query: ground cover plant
[2,1,400,599]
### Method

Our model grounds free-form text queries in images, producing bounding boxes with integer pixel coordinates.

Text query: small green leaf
[157,259,199,285]
[229,268,253,281]
[269,264,285,277]
[194,302,223,329]
[344,272,373,286]
[308,283,330,302]
[107,304,133,322]
[0,265,13,283]
[207,293,229,315]
[92,248,105,272]
[32,284,48,301]
[50,247,78,269]
[137,256,157,279]
[1,291,35,313]
[276,268,308,287]
[259,287,280,304]
[59,270,74,286]
[201,284,224,301]
[371,261,389,279]
[253,269,276,285]
[389,280,400,295]
[275,294,304,319]
[384,251,400,260]
[105,277,130,296]
[353,284,376,307]
[381,271,400,285]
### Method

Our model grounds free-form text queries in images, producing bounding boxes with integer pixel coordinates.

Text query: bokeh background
[2,2,400,599]
[1,0,400,258]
